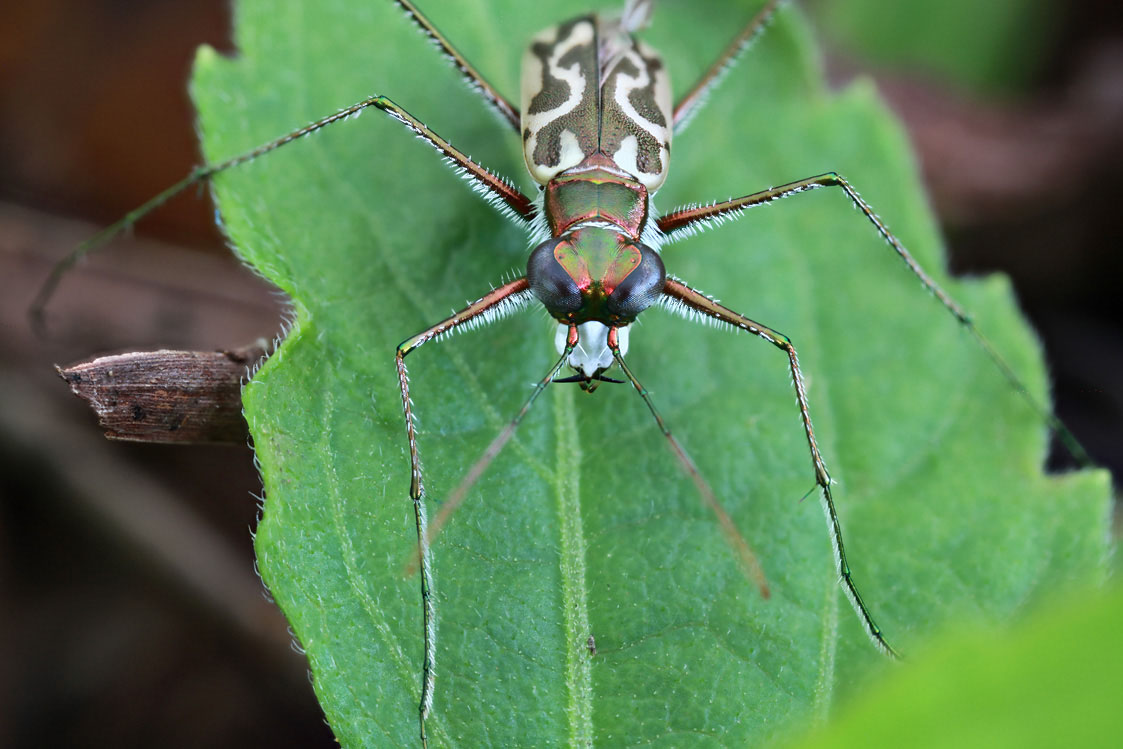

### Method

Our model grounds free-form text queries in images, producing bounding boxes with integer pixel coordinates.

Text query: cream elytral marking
[607,43,672,188]
[521,19,595,182]
[610,135,643,183]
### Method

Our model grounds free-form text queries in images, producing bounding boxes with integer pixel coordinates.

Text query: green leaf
[191,1,1111,745]
[786,583,1123,749]
[811,0,1056,94]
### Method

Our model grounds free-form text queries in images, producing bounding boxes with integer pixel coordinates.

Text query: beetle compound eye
[606,243,665,322]
[527,237,583,318]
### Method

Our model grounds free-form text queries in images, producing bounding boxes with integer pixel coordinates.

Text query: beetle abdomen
[521,11,672,190]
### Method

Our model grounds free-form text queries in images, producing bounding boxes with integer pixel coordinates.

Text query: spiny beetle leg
[393,0,520,130]
[33,94,533,325]
[657,173,1091,465]
[661,278,898,657]
[672,0,788,133]
[395,277,535,740]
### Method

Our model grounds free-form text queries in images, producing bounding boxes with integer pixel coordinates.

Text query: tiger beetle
[36,0,1091,744]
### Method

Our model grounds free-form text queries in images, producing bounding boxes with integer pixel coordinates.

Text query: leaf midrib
[554,385,594,744]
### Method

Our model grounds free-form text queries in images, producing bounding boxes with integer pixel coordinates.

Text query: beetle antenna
[608,329,770,599]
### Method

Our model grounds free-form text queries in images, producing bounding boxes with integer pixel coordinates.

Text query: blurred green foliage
[788,583,1123,748]
[813,0,1057,94]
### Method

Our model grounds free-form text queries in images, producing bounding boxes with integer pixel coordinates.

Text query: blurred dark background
[0,1,1119,746]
